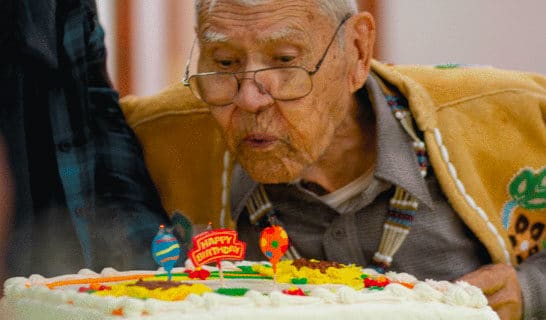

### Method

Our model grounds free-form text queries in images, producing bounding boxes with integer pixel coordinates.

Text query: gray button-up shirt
[231,76,490,280]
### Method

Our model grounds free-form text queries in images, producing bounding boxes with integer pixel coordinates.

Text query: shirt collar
[365,74,434,210]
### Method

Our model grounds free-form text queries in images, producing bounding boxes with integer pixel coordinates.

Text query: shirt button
[332,228,346,239]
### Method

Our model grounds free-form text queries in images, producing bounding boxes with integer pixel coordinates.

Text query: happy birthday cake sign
[188,228,246,267]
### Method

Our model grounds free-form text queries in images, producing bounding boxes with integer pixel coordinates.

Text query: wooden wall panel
[115,0,133,97]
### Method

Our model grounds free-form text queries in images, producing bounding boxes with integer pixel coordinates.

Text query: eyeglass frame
[182,14,352,106]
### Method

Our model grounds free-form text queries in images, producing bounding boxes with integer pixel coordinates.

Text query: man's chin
[238,158,303,184]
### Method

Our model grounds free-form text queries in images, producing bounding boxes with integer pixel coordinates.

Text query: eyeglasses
[182,14,351,107]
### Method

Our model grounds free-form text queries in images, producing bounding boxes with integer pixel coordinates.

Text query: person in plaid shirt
[0,0,170,277]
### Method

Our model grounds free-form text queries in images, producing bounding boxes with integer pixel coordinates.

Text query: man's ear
[345,12,375,93]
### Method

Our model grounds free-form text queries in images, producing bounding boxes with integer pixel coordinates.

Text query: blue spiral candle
[151,225,180,280]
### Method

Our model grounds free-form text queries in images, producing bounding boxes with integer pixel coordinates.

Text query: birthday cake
[1,227,500,319]
[1,258,499,320]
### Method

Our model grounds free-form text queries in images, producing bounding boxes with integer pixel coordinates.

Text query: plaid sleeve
[83,0,170,269]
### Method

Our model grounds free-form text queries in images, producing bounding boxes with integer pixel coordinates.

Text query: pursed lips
[242,133,278,149]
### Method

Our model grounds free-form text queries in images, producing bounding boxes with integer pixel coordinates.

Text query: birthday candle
[152,225,180,280]
[259,226,289,276]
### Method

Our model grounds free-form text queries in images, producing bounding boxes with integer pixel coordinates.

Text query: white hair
[194,0,358,26]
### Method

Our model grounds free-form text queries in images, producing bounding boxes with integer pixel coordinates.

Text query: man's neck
[300,96,376,193]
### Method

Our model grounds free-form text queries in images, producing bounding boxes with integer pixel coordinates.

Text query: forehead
[196,0,331,45]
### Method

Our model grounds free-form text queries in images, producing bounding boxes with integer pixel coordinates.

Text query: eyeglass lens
[189,67,313,106]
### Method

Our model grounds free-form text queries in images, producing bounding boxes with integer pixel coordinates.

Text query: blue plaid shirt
[1,0,169,275]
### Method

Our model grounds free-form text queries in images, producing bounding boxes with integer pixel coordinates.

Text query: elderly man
[169,0,546,319]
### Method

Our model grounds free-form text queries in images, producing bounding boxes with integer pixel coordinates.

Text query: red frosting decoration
[185,268,211,280]
[78,284,111,292]
[364,277,390,288]
[282,287,306,296]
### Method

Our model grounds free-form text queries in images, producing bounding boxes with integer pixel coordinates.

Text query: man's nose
[232,77,274,113]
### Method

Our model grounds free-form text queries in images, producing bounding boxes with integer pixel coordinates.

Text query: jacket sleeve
[83,0,170,270]
[515,72,546,320]
[517,250,546,320]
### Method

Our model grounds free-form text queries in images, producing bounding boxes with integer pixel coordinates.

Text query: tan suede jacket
[121,60,546,267]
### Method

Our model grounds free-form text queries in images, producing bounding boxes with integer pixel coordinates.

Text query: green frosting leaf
[368,286,385,291]
[237,266,256,274]
[215,288,249,296]
[291,277,308,285]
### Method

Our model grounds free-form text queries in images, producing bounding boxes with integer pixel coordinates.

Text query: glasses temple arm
[309,14,352,75]
[183,38,198,85]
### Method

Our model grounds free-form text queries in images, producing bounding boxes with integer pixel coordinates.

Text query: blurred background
[96,0,546,97]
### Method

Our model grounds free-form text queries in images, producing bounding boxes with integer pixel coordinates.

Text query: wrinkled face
[196,0,354,183]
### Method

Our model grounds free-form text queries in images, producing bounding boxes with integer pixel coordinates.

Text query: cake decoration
[259,225,289,278]
[188,225,246,284]
[362,274,390,290]
[186,268,211,280]
[253,259,365,290]
[282,287,307,296]
[92,280,212,301]
[151,224,180,280]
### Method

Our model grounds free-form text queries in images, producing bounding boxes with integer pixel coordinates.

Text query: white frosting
[385,271,418,284]
[0,263,500,320]
[245,290,270,306]
[412,282,444,302]
[310,287,338,303]
[425,279,453,292]
[445,281,489,308]
[77,269,99,276]
[337,286,358,304]
[384,283,420,301]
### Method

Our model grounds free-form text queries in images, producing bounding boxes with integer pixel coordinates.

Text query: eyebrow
[256,27,307,44]
[201,29,229,43]
[200,26,307,45]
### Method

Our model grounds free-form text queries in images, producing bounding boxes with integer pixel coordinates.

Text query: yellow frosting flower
[253,260,363,290]
[93,281,212,301]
